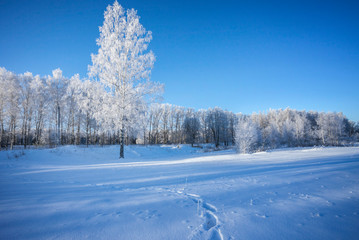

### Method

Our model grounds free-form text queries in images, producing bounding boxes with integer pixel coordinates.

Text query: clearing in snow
[0,145,359,239]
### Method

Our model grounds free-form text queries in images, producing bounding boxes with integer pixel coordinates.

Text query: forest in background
[1,2,358,154]
[1,67,358,152]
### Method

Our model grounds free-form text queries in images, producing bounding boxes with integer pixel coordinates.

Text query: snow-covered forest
[0,1,358,154]
[1,2,359,239]
[0,66,358,151]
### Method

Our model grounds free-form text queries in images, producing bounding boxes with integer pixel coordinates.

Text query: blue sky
[0,0,358,121]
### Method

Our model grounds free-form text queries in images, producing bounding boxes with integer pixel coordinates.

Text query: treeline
[146,104,236,147]
[235,109,359,153]
[0,67,358,150]
[0,67,235,149]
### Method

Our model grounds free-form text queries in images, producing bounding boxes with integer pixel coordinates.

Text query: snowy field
[1,145,359,240]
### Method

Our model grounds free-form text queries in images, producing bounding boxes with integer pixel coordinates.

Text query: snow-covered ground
[1,145,359,239]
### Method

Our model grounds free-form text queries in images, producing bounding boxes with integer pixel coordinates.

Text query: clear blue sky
[1,0,358,121]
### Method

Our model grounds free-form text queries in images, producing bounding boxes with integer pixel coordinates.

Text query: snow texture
[1,145,359,239]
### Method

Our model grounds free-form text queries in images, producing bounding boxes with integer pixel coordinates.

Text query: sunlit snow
[1,145,359,239]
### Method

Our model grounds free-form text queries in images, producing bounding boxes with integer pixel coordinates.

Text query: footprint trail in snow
[184,192,224,240]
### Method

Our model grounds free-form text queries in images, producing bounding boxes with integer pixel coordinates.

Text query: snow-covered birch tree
[235,115,261,153]
[46,68,68,146]
[19,72,35,148]
[89,1,162,158]
[30,75,48,145]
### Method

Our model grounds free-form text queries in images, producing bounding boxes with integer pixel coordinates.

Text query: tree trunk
[21,114,26,147]
[120,126,124,158]
[56,105,61,146]
[143,129,146,145]
[86,112,89,147]
[23,118,26,149]
[27,114,31,147]
[76,114,81,145]
[71,114,75,144]
[10,117,16,150]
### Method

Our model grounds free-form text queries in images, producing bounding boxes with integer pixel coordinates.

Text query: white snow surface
[1,145,359,239]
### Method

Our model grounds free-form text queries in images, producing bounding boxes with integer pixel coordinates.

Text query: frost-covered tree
[183,117,200,147]
[317,112,346,145]
[0,68,14,148]
[148,103,164,144]
[0,68,20,149]
[19,72,35,148]
[30,75,48,145]
[66,74,87,145]
[46,69,69,146]
[89,1,162,158]
[235,115,261,153]
[293,111,308,146]
[198,109,210,144]
[0,64,356,150]
[206,108,229,147]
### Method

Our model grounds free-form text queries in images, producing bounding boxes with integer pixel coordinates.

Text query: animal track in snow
[185,193,224,240]
[209,228,224,240]
[204,211,218,230]
[203,202,217,212]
